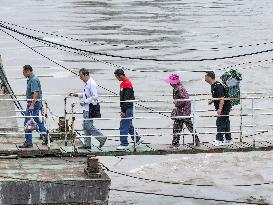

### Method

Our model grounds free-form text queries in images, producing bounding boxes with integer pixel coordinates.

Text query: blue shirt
[26,74,42,100]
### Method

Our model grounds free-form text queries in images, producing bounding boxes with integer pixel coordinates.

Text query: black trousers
[216,112,231,141]
[172,118,199,145]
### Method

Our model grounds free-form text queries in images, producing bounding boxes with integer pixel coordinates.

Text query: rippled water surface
[1,0,273,204]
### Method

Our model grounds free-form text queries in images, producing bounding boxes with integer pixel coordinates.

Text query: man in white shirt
[69,68,106,149]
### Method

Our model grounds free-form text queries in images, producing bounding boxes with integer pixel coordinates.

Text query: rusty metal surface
[0,158,109,181]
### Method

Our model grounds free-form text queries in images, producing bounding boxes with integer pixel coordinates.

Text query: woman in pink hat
[165,73,200,147]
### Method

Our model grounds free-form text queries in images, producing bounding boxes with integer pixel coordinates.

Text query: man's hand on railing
[68,92,77,97]
[80,101,85,106]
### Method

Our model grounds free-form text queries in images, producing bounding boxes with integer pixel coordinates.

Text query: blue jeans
[24,101,47,144]
[82,111,105,146]
[120,107,140,146]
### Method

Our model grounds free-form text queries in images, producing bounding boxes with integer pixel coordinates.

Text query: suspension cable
[0,20,160,52]
[2,19,273,61]
[2,23,273,62]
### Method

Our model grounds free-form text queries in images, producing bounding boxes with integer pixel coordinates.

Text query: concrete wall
[0,172,110,204]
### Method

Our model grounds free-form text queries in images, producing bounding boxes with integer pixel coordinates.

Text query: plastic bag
[24,117,37,131]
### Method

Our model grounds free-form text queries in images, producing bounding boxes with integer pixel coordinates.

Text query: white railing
[2,94,273,151]
[63,95,273,150]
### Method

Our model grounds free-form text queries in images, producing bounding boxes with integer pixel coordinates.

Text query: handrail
[64,95,273,104]
[0,91,272,97]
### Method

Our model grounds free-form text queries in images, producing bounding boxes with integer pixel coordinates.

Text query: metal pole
[182,128,185,145]
[192,100,196,146]
[64,97,68,146]
[133,102,137,152]
[44,101,50,150]
[71,103,76,151]
[251,98,256,148]
[239,98,243,142]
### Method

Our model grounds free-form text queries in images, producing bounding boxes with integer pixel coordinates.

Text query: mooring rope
[100,162,273,188]
[0,20,160,52]
[5,23,273,75]
[1,23,273,62]
[2,19,273,61]
[0,171,264,205]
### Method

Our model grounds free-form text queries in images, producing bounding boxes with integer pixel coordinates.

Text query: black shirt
[211,81,231,113]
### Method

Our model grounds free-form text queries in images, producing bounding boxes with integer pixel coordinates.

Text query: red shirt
[120,77,133,90]
[119,77,135,113]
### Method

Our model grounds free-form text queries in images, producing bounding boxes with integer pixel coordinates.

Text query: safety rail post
[64,97,68,146]
[192,100,196,146]
[133,101,137,152]
[239,98,243,142]
[44,100,50,150]
[71,103,76,151]
[251,98,256,149]
[182,127,185,145]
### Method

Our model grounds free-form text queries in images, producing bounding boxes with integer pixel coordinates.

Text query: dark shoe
[42,137,53,146]
[195,136,200,146]
[78,145,91,149]
[98,137,107,148]
[19,143,33,148]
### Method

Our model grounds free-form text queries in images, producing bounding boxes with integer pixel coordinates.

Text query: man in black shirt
[205,71,233,146]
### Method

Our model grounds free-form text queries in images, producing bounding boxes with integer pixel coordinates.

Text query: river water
[1,0,273,204]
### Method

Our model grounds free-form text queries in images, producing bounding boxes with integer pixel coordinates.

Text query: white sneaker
[224,140,233,145]
[116,145,130,150]
[212,140,224,147]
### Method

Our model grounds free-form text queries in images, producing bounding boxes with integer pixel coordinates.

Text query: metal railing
[63,95,273,150]
[2,94,273,152]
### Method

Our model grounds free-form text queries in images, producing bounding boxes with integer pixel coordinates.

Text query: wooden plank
[0,144,18,153]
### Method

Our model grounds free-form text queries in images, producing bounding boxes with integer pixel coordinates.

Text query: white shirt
[77,78,99,111]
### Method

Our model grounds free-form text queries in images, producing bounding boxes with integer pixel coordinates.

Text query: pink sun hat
[164,73,181,84]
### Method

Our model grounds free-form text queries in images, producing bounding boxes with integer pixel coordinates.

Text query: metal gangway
[1,91,273,157]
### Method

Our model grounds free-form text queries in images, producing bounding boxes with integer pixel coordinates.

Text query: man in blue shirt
[19,65,50,148]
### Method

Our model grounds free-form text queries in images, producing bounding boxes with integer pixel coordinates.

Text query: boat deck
[0,135,272,157]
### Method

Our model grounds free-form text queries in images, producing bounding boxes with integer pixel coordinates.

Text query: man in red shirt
[114,69,142,150]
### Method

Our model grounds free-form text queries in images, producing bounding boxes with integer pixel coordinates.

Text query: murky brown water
[1,0,273,204]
